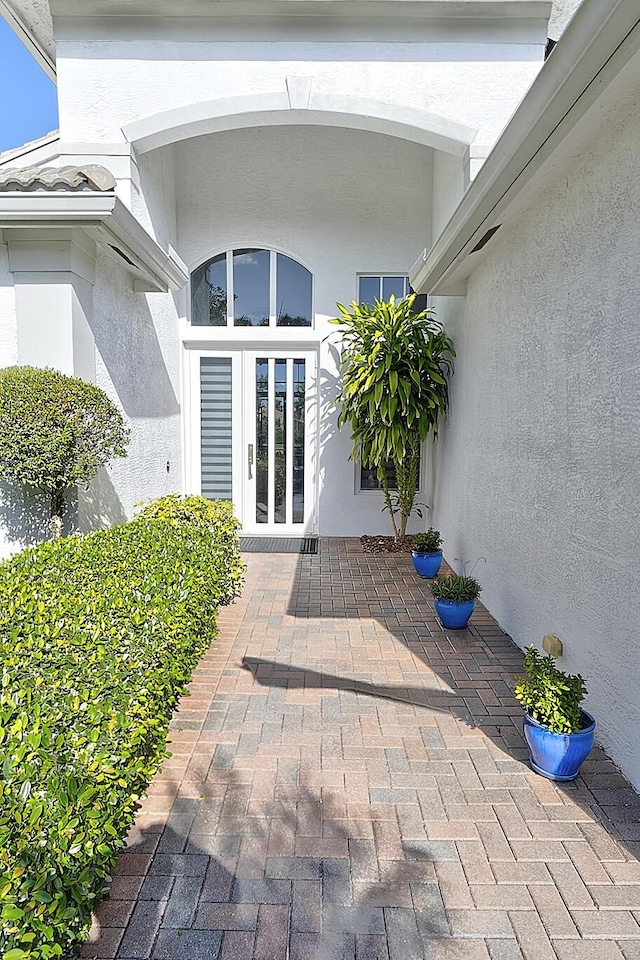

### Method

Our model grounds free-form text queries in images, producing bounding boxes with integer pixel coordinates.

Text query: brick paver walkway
[84,539,640,960]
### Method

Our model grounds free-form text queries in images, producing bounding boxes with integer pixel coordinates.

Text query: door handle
[248,443,254,480]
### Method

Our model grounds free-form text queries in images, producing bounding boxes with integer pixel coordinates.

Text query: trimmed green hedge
[0,502,243,959]
[134,493,239,541]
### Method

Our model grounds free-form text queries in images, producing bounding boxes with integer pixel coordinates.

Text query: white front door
[191,347,318,535]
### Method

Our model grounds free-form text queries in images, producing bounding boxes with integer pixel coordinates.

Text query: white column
[6,228,97,382]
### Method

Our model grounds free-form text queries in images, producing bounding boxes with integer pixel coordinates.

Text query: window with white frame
[357,274,426,491]
[357,274,428,312]
[191,249,313,328]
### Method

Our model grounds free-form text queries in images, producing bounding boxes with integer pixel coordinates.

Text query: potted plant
[429,572,481,629]
[514,645,595,781]
[411,528,443,578]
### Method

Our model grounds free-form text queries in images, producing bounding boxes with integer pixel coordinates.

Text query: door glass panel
[234,249,270,327]
[200,358,232,498]
[192,253,227,326]
[358,276,381,307]
[293,359,306,523]
[256,359,269,523]
[274,360,287,523]
[276,254,312,327]
[382,275,407,300]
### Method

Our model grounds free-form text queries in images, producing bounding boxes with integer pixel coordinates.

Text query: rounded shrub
[0,366,129,537]
[134,494,239,543]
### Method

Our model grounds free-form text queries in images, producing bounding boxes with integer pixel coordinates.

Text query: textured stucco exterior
[88,250,182,528]
[548,0,583,40]
[55,41,543,157]
[430,59,640,788]
[0,240,17,369]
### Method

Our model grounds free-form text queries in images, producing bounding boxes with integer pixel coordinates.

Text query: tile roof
[0,164,116,192]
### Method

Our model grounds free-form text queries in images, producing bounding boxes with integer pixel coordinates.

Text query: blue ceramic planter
[434,597,475,630]
[523,710,596,781]
[411,550,443,578]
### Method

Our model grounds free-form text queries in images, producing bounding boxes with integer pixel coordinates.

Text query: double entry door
[193,348,317,535]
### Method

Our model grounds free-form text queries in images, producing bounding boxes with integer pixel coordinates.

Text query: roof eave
[0,193,188,291]
[411,0,640,296]
[0,0,56,80]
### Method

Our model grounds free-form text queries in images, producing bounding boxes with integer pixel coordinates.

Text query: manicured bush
[134,493,239,544]
[0,515,243,959]
[0,366,129,538]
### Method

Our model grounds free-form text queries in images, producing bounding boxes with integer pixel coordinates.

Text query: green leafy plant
[331,294,454,540]
[413,528,442,553]
[429,572,481,603]
[134,493,240,542]
[514,645,587,734]
[0,513,243,958]
[0,366,129,539]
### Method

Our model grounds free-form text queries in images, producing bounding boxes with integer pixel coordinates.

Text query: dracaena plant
[514,645,588,734]
[331,294,455,540]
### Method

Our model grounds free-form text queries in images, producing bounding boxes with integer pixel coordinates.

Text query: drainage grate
[239,536,319,555]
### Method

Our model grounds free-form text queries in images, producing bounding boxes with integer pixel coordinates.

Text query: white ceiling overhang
[0,192,188,291]
[48,0,552,18]
[1,0,558,80]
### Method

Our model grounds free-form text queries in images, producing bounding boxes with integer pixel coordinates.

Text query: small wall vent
[108,244,137,268]
[470,225,501,254]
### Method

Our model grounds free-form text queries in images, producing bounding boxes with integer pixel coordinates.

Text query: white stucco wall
[0,240,17,368]
[54,27,545,166]
[431,69,640,788]
[87,250,182,527]
[134,146,178,250]
[177,124,432,535]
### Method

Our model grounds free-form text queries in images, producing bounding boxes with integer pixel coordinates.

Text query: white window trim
[356,273,411,303]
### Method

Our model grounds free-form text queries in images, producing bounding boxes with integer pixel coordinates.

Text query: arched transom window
[191,248,313,328]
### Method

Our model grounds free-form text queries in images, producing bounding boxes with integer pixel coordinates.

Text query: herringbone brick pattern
[83,539,640,960]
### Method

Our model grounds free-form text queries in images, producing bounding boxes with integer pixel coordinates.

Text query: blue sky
[0,16,58,154]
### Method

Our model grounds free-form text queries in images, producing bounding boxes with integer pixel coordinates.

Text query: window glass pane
[192,253,227,326]
[256,359,269,523]
[293,360,305,523]
[234,249,270,327]
[358,276,381,307]
[276,254,312,327]
[382,276,406,301]
[360,453,420,492]
[274,360,287,523]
